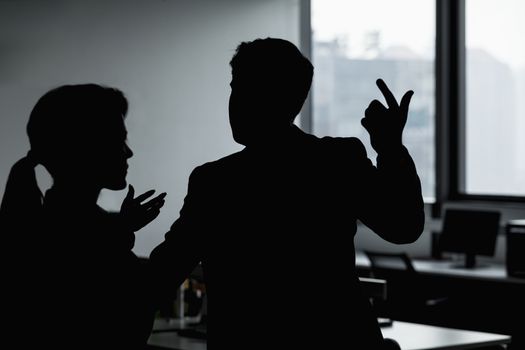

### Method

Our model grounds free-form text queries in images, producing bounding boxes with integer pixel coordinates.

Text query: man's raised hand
[361,79,413,154]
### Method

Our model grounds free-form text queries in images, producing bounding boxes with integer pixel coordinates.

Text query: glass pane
[312,0,436,200]
[465,0,525,196]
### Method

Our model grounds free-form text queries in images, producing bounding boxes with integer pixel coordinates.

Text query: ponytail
[0,151,43,232]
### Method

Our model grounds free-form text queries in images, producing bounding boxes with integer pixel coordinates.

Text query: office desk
[382,321,510,350]
[147,319,511,350]
[356,251,525,285]
[356,250,524,348]
[148,319,206,350]
[148,332,206,350]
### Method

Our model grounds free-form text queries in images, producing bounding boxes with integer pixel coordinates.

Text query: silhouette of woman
[0,84,166,349]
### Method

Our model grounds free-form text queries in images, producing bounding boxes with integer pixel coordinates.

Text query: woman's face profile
[77,112,133,191]
[97,114,133,191]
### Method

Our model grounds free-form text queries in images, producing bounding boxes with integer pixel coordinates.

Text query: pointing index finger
[376,79,398,109]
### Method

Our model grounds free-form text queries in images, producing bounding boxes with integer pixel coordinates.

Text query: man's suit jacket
[150,125,424,349]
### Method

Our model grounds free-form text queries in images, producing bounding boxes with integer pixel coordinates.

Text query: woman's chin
[105,179,127,191]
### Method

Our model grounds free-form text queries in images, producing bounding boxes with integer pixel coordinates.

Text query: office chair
[363,250,449,324]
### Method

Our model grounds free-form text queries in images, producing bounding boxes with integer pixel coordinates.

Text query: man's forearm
[372,146,425,243]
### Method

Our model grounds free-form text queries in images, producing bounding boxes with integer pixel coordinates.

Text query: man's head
[228,38,313,146]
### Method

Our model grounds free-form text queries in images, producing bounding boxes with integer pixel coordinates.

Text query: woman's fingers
[134,189,156,203]
[124,184,135,202]
[142,192,167,209]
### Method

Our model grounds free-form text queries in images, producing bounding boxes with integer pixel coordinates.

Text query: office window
[464,0,525,197]
[311,0,436,200]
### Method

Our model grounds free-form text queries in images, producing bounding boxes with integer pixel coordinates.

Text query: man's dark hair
[230,37,314,121]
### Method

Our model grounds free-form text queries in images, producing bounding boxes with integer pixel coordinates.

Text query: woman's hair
[27,84,128,175]
[0,84,128,231]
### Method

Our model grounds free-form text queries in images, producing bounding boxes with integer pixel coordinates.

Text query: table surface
[148,318,511,350]
[381,321,511,350]
[356,251,525,284]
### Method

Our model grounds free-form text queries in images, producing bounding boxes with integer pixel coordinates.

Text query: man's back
[152,126,389,348]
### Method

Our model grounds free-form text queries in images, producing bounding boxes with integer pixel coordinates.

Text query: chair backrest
[364,250,416,276]
[363,250,422,306]
[359,276,388,301]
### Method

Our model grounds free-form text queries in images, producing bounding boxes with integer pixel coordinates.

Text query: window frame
[302,0,525,220]
[437,0,525,216]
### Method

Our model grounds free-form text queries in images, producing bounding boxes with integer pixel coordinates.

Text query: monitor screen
[439,209,501,258]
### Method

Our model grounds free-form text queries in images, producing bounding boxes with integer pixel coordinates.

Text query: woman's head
[27,84,132,191]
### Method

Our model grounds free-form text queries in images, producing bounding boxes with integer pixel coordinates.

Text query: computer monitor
[439,208,501,269]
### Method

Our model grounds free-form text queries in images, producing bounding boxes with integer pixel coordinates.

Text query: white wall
[0,0,301,256]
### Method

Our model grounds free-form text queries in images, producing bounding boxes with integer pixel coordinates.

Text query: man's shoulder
[318,135,364,146]
[190,150,245,177]
[317,135,368,157]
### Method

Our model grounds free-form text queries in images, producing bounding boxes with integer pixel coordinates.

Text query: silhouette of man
[150,38,424,349]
